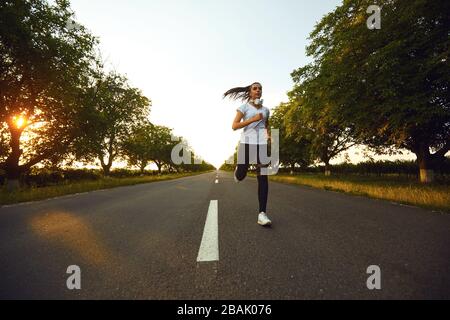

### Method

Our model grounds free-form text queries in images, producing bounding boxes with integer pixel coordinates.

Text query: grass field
[262,173,450,213]
[0,171,211,206]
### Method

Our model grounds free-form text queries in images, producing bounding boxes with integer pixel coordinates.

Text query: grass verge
[0,171,211,206]
[251,173,450,213]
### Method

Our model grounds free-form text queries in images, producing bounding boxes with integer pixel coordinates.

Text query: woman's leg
[257,175,268,212]
[256,144,269,213]
[235,143,249,181]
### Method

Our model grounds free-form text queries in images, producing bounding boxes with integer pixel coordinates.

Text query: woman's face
[249,83,262,100]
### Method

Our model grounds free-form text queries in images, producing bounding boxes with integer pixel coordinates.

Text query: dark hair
[223,82,261,102]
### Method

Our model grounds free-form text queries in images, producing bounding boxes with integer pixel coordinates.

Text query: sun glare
[12,115,26,129]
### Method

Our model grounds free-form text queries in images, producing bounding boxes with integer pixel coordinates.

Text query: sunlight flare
[12,115,26,129]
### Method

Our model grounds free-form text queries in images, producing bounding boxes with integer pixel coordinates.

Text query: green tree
[122,123,180,174]
[0,0,99,190]
[74,71,151,175]
[271,102,314,173]
[286,86,358,175]
[122,124,177,174]
[122,122,156,173]
[293,0,450,182]
[150,125,177,174]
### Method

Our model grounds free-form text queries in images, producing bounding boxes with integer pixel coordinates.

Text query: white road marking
[215,179,219,184]
[197,200,219,262]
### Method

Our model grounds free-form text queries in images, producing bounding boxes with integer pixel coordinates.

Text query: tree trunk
[155,162,162,175]
[4,127,24,192]
[415,143,434,183]
[324,161,331,176]
[102,164,111,176]
[139,160,147,174]
[99,152,114,176]
[101,134,116,177]
[5,163,22,192]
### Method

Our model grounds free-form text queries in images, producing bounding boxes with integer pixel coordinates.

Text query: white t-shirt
[236,102,270,145]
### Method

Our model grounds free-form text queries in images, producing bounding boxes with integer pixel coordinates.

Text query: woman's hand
[232,111,263,130]
[250,113,263,123]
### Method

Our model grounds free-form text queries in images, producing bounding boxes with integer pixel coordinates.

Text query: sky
[68,0,417,169]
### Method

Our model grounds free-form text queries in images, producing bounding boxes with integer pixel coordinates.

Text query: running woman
[223,82,272,226]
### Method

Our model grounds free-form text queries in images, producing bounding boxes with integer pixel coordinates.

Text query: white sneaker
[258,212,272,226]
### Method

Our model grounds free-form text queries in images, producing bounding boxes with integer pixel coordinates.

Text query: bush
[108,168,156,178]
[274,158,450,181]
[61,169,103,181]
[16,168,103,188]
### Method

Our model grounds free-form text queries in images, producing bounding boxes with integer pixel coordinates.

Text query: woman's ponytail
[223,82,260,102]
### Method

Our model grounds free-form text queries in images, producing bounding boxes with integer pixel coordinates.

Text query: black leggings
[235,143,269,213]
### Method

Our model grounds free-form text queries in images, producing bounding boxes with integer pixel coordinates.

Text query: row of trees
[261,0,449,183]
[0,0,212,191]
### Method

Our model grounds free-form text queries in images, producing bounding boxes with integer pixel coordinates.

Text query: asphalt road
[0,170,449,299]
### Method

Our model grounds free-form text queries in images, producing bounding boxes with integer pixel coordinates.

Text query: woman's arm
[232,111,263,131]
[265,117,271,141]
